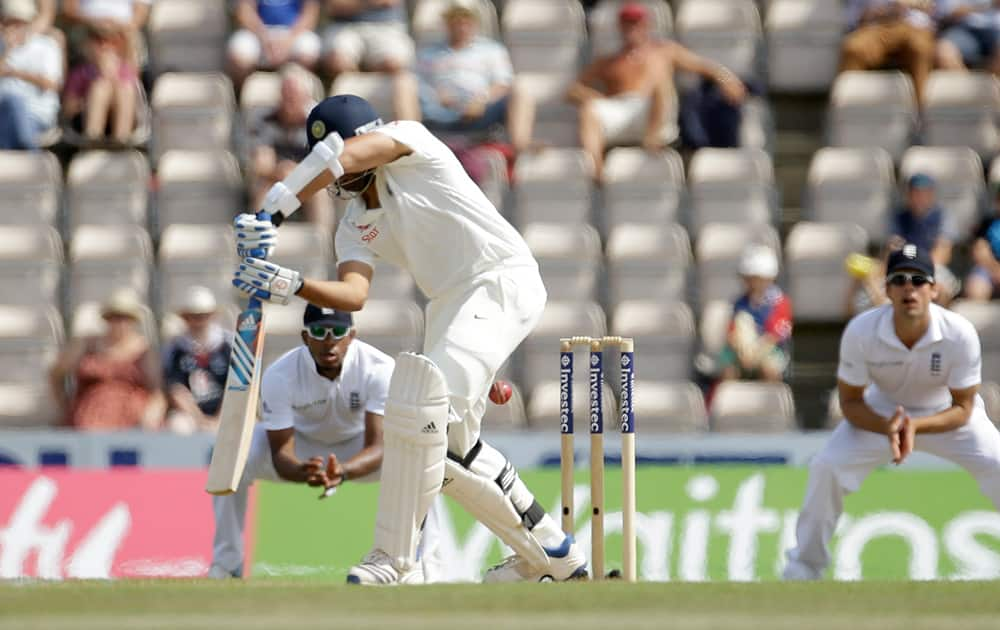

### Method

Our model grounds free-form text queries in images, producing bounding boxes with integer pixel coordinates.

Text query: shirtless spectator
[567,2,745,182]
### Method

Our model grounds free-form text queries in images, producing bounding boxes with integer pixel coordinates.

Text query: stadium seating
[514,72,579,148]
[0,304,64,384]
[151,73,236,161]
[66,150,150,230]
[695,298,732,376]
[899,146,985,239]
[157,224,237,315]
[605,222,690,307]
[632,380,709,432]
[502,0,586,73]
[602,147,685,230]
[268,223,332,281]
[352,299,425,358]
[240,71,326,120]
[68,225,154,310]
[589,0,673,58]
[687,148,776,236]
[155,150,243,230]
[765,0,843,93]
[148,0,228,76]
[513,148,594,225]
[827,71,917,161]
[950,301,1000,384]
[804,146,894,242]
[523,222,602,302]
[675,0,762,81]
[610,300,696,381]
[524,379,616,430]
[0,382,60,428]
[980,382,1000,428]
[367,261,418,301]
[710,380,797,433]
[0,151,62,226]
[330,72,419,121]
[518,300,606,386]
[260,297,313,368]
[785,222,868,323]
[695,222,781,305]
[0,225,63,308]
[923,71,1000,161]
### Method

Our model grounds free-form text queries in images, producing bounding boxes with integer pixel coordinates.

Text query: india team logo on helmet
[306,94,383,148]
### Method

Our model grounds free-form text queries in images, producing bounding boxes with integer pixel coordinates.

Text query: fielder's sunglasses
[887,272,934,287]
[303,324,351,341]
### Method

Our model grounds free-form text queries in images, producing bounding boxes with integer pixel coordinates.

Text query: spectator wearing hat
[964,183,1000,300]
[935,0,1000,75]
[228,0,322,88]
[567,1,745,182]
[162,287,232,435]
[415,0,534,153]
[839,1,937,109]
[320,0,414,78]
[0,0,63,150]
[889,173,956,267]
[49,289,165,431]
[717,244,793,383]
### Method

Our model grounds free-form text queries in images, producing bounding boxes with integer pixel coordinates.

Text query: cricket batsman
[230,94,587,584]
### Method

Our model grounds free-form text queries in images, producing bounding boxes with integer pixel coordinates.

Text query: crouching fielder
[231,94,586,584]
[209,304,442,580]
[784,244,1000,580]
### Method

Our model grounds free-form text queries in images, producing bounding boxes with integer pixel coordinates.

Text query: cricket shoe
[206,564,242,579]
[482,535,588,583]
[346,549,425,585]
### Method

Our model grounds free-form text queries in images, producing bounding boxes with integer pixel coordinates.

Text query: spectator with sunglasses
[209,303,442,580]
[785,243,1000,580]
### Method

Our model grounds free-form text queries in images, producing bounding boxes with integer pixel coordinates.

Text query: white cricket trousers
[785,407,1000,579]
[423,262,547,457]
[212,425,443,578]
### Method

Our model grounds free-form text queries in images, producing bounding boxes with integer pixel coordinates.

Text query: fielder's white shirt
[259,340,394,444]
[334,120,535,299]
[838,303,983,418]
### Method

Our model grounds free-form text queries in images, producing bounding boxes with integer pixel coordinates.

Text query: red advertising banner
[0,469,220,579]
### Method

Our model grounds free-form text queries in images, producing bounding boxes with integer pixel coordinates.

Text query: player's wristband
[312,141,345,180]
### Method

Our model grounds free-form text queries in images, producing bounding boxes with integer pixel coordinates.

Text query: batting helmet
[306,94,383,148]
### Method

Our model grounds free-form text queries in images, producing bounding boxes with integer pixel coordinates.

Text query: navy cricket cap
[886,243,935,279]
[306,94,383,148]
[303,304,353,327]
[907,173,936,190]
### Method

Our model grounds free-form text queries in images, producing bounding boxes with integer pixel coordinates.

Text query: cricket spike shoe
[346,549,425,585]
[482,535,588,583]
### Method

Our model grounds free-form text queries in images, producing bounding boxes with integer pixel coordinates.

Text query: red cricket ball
[489,381,513,405]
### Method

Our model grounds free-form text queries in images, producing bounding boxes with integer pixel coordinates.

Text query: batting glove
[234,213,278,259]
[232,257,302,305]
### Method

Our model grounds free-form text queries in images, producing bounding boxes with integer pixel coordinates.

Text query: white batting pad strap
[374,353,449,571]
[442,458,549,570]
[261,182,300,215]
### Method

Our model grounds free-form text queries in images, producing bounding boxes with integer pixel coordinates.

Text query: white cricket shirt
[258,340,394,444]
[838,303,983,418]
[334,120,535,299]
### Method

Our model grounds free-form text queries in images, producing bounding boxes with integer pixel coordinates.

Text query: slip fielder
[208,304,441,581]
[230,94,586,584]
[784,243,1000,579]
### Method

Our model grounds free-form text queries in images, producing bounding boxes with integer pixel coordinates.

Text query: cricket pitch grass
[2,580,999,630]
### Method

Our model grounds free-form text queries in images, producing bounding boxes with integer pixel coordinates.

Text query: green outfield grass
[2,580,999,630]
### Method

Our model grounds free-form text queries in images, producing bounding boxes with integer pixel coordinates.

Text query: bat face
[206,298,266,495]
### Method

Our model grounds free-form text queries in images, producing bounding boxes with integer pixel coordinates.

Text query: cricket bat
[205,294,267,495]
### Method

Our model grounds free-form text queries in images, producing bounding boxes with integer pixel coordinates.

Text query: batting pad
[442,457,549,571]
[374,353,449,571]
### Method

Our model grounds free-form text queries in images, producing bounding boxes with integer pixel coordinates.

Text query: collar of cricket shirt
[877,303,943,351]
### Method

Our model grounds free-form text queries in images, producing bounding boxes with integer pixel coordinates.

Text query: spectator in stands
[61,0,150,67]
[27,0,53,36]
[567,2,745,183]
[935,1,1000,75]
[62,25,141,146]
[162,287,230,435]
[0,0,63,150]
[717,245,793,383]
[415,0,534,153]
[839,0,936,108]
[49,289,165,431]
[889,173,955,266]
[248,63,333,225]
[228,0,322,88]
[321,0,414,78]
[964,183,1000,300]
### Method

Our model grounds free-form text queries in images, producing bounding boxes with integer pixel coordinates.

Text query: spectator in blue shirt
[936,0,1000,75]
[415,0,533,152]
[888,173,955,267]
[228,0,321,87]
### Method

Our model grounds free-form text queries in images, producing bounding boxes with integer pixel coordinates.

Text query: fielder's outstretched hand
[234,213,278,258]
[233,257,302,305]
[303,454,345,499]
